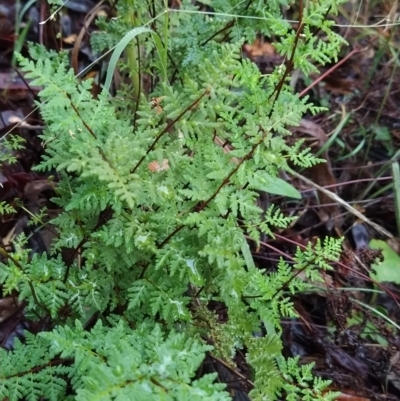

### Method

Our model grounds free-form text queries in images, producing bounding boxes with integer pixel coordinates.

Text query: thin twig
[291,170,394,239]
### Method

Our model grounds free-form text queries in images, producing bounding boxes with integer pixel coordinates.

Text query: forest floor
[1,1,400,400]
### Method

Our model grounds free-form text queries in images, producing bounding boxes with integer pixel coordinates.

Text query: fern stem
[130,88,210,174]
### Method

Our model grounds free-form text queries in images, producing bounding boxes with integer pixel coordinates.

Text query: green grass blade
[316,112,351,157]
[351,298,400,331]
[241,238,255,271]
[335,136,365,162]
[12,20,32,68]
[16,0,37,32]
[151,32,167,83]
[104,26,153,95]
[392,161,400,235]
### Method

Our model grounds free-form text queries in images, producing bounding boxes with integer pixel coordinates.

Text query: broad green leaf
[369,239,400,284]
[252,173,301,199]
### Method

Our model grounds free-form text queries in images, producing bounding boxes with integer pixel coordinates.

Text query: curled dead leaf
[150,96,165,114]
[63,34,77,44]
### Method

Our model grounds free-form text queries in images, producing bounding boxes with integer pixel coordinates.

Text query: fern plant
[0,0,346,400]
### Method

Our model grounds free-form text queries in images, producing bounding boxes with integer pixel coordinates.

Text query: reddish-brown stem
[299,47,363,98]
[158,126,269,248]
[264,233,400,309]
[4,358,72,379]
[67,96,97,139]
[268,0,304,106]
[131,89,210,175]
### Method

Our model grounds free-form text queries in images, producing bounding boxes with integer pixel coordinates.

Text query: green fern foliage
[0,0,348,399]
[0,321,229,401]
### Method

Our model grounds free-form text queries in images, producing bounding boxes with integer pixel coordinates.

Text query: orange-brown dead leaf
[243,38,275,59]
[148,159,169,173]
[150,97,165,114]
[63,34,77,44]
